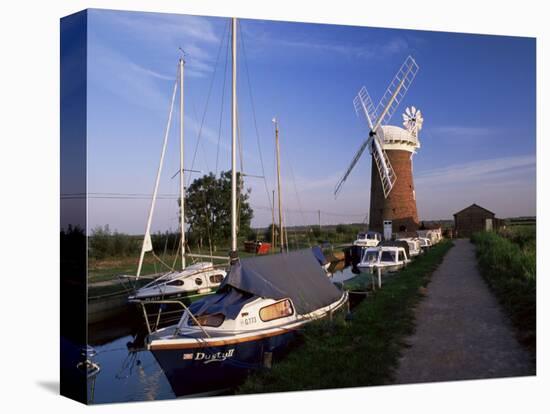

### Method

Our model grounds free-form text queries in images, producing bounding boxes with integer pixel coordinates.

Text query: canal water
[87,264,361,404]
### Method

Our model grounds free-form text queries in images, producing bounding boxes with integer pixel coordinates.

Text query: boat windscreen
[380,251,396,262]
[364,251,378,262]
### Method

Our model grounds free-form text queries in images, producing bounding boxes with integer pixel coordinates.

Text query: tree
[184,171,254,247]
[89,225,112,260]
[264,223,280,243]
[311,226,321,239]
[335,224,346,234]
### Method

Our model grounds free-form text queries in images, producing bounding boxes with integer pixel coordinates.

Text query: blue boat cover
[188,288,256,320]
[311,246,328,266]
[190,249,342,318]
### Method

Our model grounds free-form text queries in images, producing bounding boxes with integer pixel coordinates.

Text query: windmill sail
[372,56,419,130]
[371,133,397,198]
[335,86,379,197]
[334,135,373,197]
[334,56,419,199]
[353,86,378,130]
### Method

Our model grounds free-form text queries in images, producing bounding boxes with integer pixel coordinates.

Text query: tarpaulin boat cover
[311,246,328,266]
[190,249,343,318]
[188,288,256,320]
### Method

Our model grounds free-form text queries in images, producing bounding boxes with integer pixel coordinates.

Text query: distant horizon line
[62,215,536,235]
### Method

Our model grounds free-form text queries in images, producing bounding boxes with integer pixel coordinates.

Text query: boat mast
[274,118,284,253]
[179,57,186,270]
[230,17,238,260]
[271,189,276,251]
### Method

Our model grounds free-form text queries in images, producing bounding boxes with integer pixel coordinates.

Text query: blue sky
[86,9,536,234]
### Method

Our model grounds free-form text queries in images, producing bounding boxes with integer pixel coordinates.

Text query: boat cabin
[357,245,409,271]
[128,262,226,303]
[353,231,382,247]
[418,237,432,250]
[397,237,422,257]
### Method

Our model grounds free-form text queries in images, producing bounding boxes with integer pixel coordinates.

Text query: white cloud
[88,41,172,111]
[240,23,409,61]
[415,155,536,220]
[415,155,535,187]
[89,11,223,80]
[128,62,174,81]
[427,125,496,139]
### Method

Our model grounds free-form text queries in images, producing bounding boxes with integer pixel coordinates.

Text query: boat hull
[128,289,214,304]
[356,263,404,273]
[151,329,297,396]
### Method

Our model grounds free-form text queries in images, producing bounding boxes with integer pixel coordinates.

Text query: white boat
[353,231,382,247]
[418,236,432,250]
[124,54,226,304]
[145,18,349,397]
[397,237,422,257]
[357,245,410,272]
[417,228,442,245]
[128,263,225,303]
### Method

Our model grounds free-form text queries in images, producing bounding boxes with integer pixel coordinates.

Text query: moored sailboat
[148,249,348,395]
[124,56,226,305]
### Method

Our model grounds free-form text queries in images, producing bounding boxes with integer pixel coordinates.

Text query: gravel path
[394,239,535,384]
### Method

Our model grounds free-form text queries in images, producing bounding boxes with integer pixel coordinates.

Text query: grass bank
[237,240,453,394]
[471,230,536,354]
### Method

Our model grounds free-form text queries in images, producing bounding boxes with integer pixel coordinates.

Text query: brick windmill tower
[335,56,423,235]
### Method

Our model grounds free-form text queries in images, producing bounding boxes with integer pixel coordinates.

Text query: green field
[86,226,358,296]
[471,225,536,354]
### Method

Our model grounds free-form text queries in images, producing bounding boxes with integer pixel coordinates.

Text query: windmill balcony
[378,125,420,153]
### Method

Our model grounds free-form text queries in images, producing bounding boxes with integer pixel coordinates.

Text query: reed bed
[471,228,536,353]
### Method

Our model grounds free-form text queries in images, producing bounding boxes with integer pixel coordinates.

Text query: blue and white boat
[147,249,348,396]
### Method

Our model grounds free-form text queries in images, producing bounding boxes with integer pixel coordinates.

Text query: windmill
[335,56,424,235]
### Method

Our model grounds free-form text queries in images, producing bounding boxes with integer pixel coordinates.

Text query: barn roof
[453,203,495,217]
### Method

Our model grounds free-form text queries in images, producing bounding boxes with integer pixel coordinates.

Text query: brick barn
[453,203,497,238]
